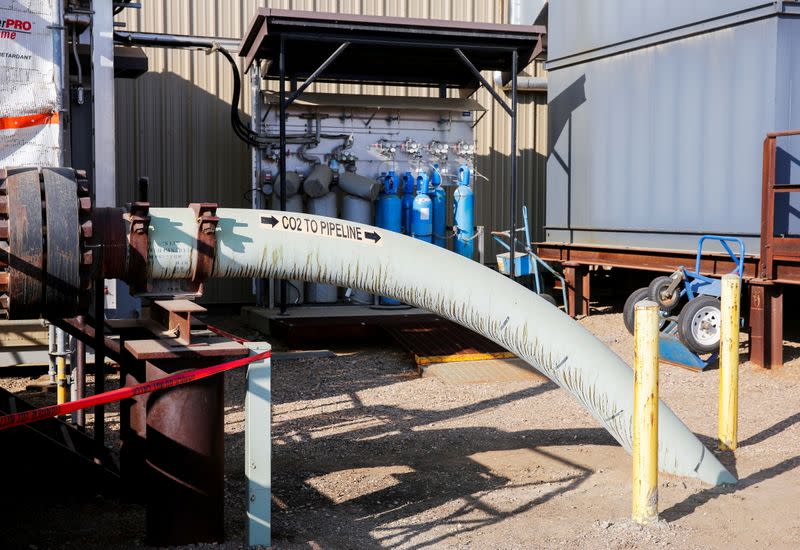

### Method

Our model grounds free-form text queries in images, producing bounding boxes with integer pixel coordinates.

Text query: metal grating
[384,319,514,366]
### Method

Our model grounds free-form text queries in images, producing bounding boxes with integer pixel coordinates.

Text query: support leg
[748,280,783,369]
[145,358,225,545]
[245,342,272,548]
[564,262,590,317]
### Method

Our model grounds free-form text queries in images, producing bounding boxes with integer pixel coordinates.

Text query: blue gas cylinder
[375,171,401,233]
[454,164,475,259]
[401,171,415,235]
[375,171,402,305]
[429,164,447,248]
[411,172,433,243]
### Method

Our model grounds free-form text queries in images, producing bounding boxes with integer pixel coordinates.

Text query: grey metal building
[538,0,800,369]
[544,0,799,252]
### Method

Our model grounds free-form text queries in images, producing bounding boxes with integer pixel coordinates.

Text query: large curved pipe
[148,208,735,486]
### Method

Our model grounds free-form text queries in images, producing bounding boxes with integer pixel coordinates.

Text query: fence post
[632,300,659,524]
[718,274,741,451]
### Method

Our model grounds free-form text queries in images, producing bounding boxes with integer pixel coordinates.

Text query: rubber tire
[678,295,722,354]
[648,276,681,312]
[623,287,649,335]
[539,292,558,308]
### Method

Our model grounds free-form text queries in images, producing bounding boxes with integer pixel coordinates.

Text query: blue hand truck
[623,235,745,370]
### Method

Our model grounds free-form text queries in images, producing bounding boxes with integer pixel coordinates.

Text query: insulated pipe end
[695,451,738,486]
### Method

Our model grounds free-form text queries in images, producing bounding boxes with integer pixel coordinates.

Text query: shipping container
[545,0,800,253]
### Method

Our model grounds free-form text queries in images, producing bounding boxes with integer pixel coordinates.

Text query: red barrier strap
[0,349,271,431]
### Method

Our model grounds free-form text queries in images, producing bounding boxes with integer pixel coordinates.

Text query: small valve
[402,138,422,158]
[369,139,397,160]
[428,140,450,159]
[453,140,475,159]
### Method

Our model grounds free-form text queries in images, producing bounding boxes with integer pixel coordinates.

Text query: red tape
[0,349,271,431]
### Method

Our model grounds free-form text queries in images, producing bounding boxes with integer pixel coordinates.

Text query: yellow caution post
[56,355,68,405]
[718,274,741,451]
[56,356,69,405]
[632,300,659,525]
[55,328,69,407]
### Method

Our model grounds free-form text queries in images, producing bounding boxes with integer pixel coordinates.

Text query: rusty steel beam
[748,280,784,369]
[535,242,764,280]
[563,262,590,317]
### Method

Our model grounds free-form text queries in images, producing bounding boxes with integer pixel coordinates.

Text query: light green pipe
[148,207,736,486]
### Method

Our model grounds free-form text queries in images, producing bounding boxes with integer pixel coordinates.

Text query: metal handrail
[760,130,800,279]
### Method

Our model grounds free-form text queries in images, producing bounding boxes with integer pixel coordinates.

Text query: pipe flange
[188,203,219,292]
[0,167,90,319]
[75,170,94,298]
[125,201,151,293]
[42,168,83,316]
[0,168,43,319]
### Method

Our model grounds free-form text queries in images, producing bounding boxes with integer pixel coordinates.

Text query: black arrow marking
[364,231,381,243]
[261,215,279,227]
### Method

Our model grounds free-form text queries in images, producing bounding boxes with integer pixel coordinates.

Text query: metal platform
[245,305,514,365]
[384,319,514,366]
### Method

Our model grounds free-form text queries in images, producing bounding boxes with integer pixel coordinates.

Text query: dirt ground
[1,307,799,549]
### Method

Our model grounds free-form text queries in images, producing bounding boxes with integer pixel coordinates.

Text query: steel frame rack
[239,9,546,313]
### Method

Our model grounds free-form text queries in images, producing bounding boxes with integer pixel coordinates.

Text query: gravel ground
[1,309,799,549]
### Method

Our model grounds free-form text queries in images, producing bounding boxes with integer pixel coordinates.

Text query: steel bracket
[188,203,219,291]
[126,201,151,292]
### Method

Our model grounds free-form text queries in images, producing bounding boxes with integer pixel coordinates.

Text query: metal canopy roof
[239,9,545,88]
[261,91,486,112]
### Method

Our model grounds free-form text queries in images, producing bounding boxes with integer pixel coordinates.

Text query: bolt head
[81,221,93,239]
[78,197,92,213]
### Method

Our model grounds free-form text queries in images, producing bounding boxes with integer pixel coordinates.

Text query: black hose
[113,33,355,149]
[114,32,266,147]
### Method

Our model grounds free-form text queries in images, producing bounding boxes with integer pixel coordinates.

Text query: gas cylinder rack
[252,92,482,308]
[240,9,546,313]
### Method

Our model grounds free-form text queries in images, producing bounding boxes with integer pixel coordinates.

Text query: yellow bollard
[56,355,68,405]
[632,300,659,525]
[718,274,741,451]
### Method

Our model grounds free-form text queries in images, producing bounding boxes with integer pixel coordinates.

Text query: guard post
[632,300,659,524]
[718,274,741,451]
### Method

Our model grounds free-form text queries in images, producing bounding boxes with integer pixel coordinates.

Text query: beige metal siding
[116,1,547,302]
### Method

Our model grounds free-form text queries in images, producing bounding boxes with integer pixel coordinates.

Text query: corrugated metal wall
[115,0,547,302]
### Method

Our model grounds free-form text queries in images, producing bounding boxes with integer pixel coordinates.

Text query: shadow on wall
[474,147,548,260]
[474,80,549,259]
[115,70,256,303]
[545,75,587,240]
